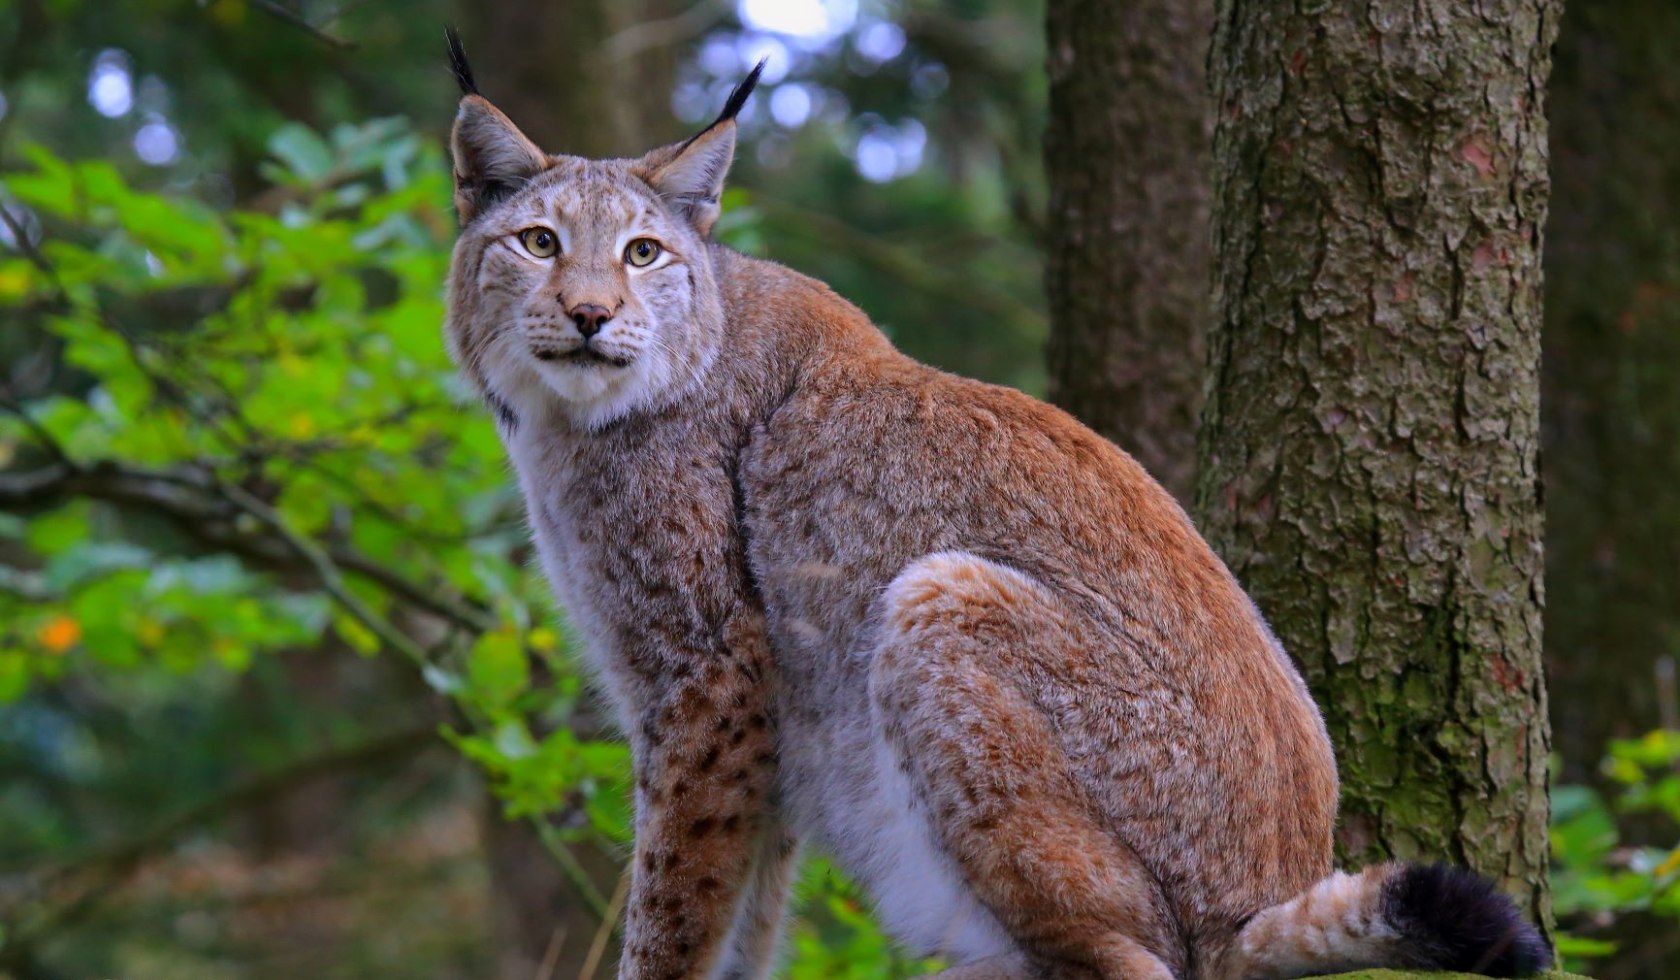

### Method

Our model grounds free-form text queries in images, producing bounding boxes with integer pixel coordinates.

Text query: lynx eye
[519,228,558,258]
[625,238,662,268]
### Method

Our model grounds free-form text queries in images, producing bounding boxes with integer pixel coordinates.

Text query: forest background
[0,1,1676,978]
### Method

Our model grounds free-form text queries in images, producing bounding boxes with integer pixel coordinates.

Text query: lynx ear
[641,61,764,237]
[446,29,547,224]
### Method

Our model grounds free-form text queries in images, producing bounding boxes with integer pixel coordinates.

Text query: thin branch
[750,194,1047,342]
[577,869,631,979]
[0,563,51,601]
[0,389,71,465]
[530,819,611,920]
[331,548,499,634]
[535,924,569,980]
[219,481,433,669]
[0,457,499,639]
[0,454,624,933]
[0,459,75,503]
[0,725,437,964]
[0,200,53,276]
[245,0,356,49]
[603,0,731,62]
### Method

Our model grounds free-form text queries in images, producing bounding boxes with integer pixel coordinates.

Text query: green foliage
[786,859,939,980]
[1,120,499,692]
[1551,731,1680,970]
[0,120,913,974]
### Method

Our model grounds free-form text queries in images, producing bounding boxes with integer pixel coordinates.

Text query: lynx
[442,31,1549,980]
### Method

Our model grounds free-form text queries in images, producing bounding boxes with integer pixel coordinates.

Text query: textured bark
[1544,0,1680,783]
[1044,0,1212,502]
[1198,0,1560,930]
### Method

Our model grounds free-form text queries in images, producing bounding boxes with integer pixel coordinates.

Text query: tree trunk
[1197,0,1560,930]
[469,0,681,157]
[1043,0,1212,503]
[1543,0,1680,784]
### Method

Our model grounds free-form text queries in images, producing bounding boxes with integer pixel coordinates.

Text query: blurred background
[0,0,1674,977]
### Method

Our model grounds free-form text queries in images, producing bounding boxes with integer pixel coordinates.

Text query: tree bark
[1198,0,1560,929]
[1043,0,1212,503]
[1543,0,1680,784]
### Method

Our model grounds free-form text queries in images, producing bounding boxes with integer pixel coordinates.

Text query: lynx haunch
[441,32,1549,980]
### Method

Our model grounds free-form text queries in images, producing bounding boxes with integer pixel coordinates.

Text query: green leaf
[467,629,529,710]
[267,123,336,184]
[26,502,91,555]
[1555,933,1619,973]
[0,652,29,703]
[333,612,381,655]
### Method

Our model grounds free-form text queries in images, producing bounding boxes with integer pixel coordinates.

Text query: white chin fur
[537,360,628,404]
[479,333,678,432]
[533,354,672,431]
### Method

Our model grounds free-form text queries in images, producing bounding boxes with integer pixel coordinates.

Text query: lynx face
[449,159,723,429]
[445,80,751,430]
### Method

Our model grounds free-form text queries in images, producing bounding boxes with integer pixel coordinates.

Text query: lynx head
[443,28,762,431]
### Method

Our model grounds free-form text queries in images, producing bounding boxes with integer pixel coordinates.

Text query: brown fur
[441,63,1534,980]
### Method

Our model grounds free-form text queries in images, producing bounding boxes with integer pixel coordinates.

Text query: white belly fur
[810,729,1016,964]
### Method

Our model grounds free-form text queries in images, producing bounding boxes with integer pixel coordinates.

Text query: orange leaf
[37,615,81,654]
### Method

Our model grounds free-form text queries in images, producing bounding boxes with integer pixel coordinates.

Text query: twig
[331,548,499,634]
[0,200,52,275]
[530,818,611,920]
[603,0,731,62]
[534,924,569,980]
[0,563,51,601]
[1,196,263,453]
[0,389,71,464]
[577,869,630,979]
[750,194,1046,342]
[0,457,498,639]
[0,459,75,502]
[0,454,624,936]
[0,725,437,964]
[219,481,433,670]
[245,0,356,49]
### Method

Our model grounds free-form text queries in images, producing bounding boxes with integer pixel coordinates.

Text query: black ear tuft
[710,59,766,131]
[446,25,478,96]
[1381,863,1552,978]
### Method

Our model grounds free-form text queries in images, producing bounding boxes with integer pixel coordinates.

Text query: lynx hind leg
[871,552,1182,980]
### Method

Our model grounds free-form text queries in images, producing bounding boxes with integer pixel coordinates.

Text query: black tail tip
[445,25,478,96]
[1382,863,1552,977]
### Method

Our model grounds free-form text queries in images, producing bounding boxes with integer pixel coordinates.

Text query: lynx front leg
[870,552,1183,980]
[620,656,780,980]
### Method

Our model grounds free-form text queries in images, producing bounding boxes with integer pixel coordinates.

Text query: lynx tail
[1224,863,1550,980]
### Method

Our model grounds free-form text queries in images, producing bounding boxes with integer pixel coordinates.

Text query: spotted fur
[442,41,1548,980]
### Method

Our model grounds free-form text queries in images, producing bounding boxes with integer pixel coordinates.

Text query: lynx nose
[569,303,612,339]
